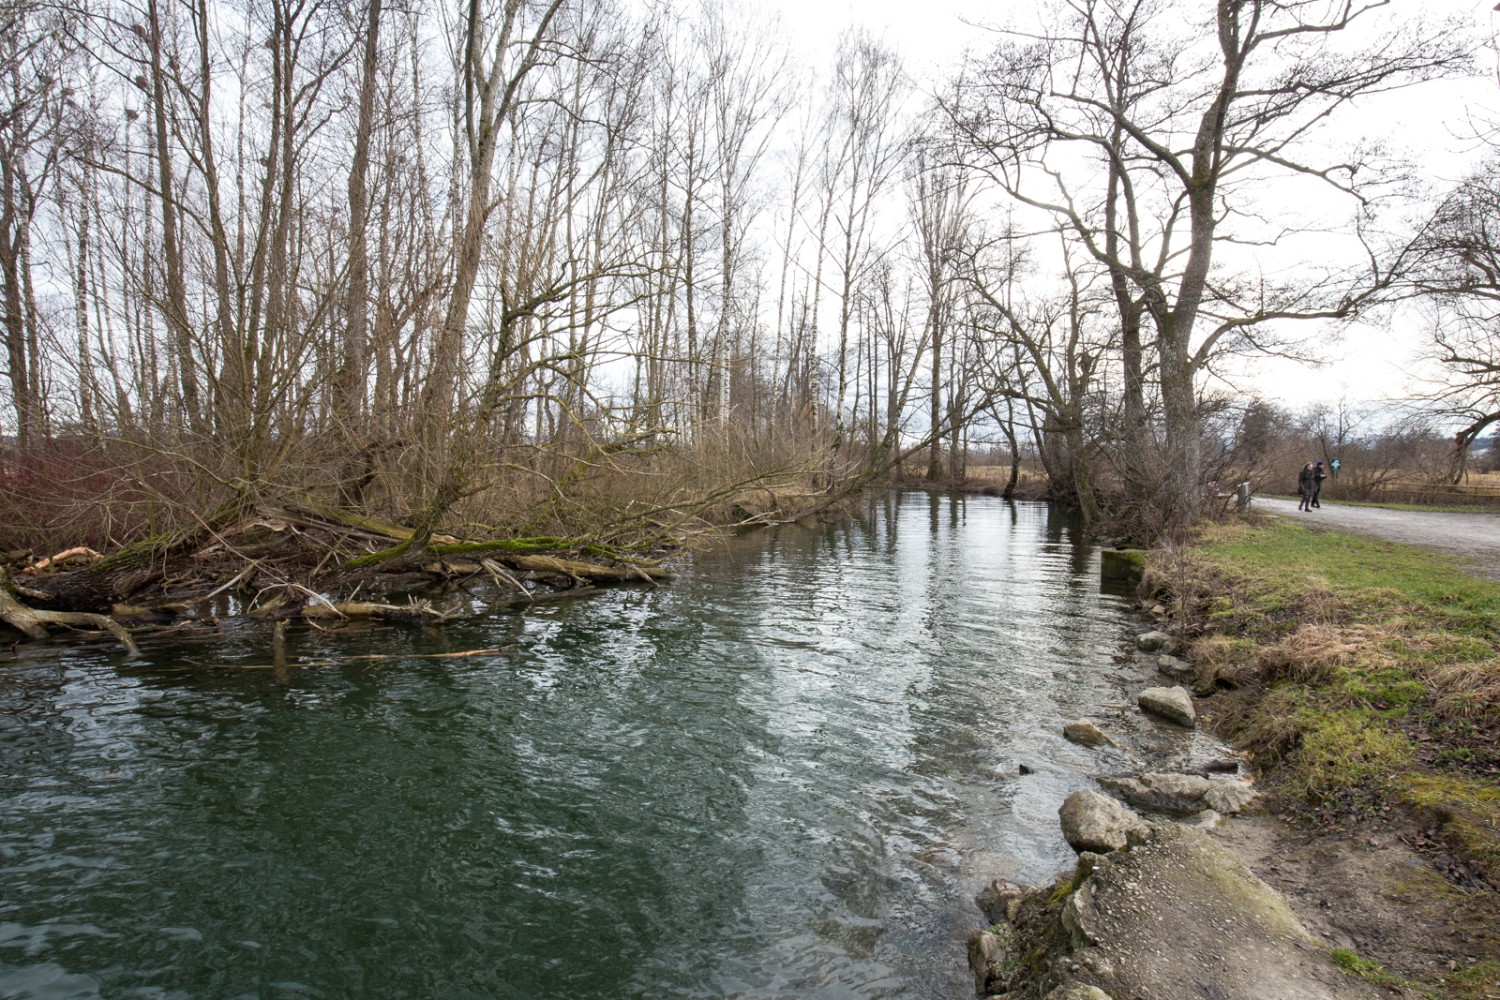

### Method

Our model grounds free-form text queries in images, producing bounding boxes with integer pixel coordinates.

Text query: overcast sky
[752,0,1500,418]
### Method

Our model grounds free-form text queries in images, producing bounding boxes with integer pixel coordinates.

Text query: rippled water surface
[1,494,1178,999]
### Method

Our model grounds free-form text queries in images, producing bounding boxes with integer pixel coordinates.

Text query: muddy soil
[1211,812,1500,997]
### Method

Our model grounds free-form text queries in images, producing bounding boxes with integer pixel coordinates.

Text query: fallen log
[9,567,158,614]
[344,534,570,570]
[232,646,512,669]
[280,498,461,546]
[0,569,141,657]
[500,553,677,584]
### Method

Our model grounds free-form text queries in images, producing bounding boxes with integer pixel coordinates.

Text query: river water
[0,493,1205,1000]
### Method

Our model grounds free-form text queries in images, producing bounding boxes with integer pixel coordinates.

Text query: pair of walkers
[1297,461,1328,510]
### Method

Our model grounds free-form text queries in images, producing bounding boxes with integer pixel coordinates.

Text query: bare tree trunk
[145,0,204,437]
[338,0,382,449]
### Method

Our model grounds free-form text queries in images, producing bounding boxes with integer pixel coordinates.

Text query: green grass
[1331,948,1406,986]
[1434,959,1500,1000]
[1189,520,1500,637]
[1284,709,1415,807]
[1149,519,1500,892]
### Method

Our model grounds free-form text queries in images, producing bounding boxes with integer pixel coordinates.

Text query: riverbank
[0,482,861,654]
[968,516,1500,999]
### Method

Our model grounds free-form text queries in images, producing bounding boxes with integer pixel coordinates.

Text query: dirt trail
[1255,496,1500,582]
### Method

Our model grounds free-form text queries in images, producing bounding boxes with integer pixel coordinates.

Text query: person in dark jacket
[1297,462,1316,511]
[1311,460,1328,508]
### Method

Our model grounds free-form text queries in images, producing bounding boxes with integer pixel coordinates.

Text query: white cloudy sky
[753,0,1500,415]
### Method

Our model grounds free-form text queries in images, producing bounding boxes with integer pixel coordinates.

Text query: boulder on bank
[1058,790,1150,854]
[1134,630,1170,652]
[1097,772,1257,816]
[1137,686,1196,727]
[1156,654,1194,681]
[1063,719,1113,748]
[976,878,1032,924]
[1204,781,1257,814]
[1192,658,1245,696]
[1047,986,1114,1000]
[1098,772,1213,813]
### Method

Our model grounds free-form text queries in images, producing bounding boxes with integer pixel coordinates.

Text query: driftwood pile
[0,497,677,658]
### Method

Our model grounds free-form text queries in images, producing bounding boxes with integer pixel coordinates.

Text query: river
[0,492,1204,999]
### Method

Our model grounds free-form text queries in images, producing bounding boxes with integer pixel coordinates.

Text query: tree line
[0,0,1495,553]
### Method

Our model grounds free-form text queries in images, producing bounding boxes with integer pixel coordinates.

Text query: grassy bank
[1144,519,1500,994]
[1148,520,1499,865]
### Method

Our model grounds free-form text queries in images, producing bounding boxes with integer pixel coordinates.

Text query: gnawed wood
[24,546,104,573]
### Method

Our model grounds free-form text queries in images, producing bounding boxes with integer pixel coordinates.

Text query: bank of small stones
[974,614,1264,1000]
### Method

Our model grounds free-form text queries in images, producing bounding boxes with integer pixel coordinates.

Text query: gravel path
[1254,496,1500,582]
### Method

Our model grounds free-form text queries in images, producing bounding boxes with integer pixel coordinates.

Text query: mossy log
[93,495,253,573]
[502,554,676,584]
[0,570,141,657]
[282,499,460,546]
[344,535,569,570]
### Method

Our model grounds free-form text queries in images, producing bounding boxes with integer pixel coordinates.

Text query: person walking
[1311,460,1328,508]
[1297,462,1316,511]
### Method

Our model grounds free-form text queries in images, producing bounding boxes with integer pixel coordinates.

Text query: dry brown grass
[1426,659,1500,725]
[1255,623,1395,685]
[1189,634,1252,671]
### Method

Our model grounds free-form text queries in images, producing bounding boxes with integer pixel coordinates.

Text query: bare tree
[942,0,1473,527]
[818,30,908,483]
[1,3,84,451]
[1410,156,1500,477]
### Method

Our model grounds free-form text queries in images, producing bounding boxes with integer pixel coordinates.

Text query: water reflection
[0,494,1210,1000]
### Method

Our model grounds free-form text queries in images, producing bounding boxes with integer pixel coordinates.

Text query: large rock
[1134,630,1170,652]
[1047,984,1115,1000]
[1098,772,1214,813]
[1064,719,1113,748]
[1099,548,1145,583]
[1204,781,1258,814]
[1182,808,1224,831]
[1099,772,1259,817]
[1059,790,1150,854]
[1137,686,1196,726]
[972,917,1020,995]
[975,878,1031,925]
[1156,654,1194,681]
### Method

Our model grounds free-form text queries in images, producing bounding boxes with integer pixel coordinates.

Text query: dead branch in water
[298,600,447,624]
[231,646,513,669]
